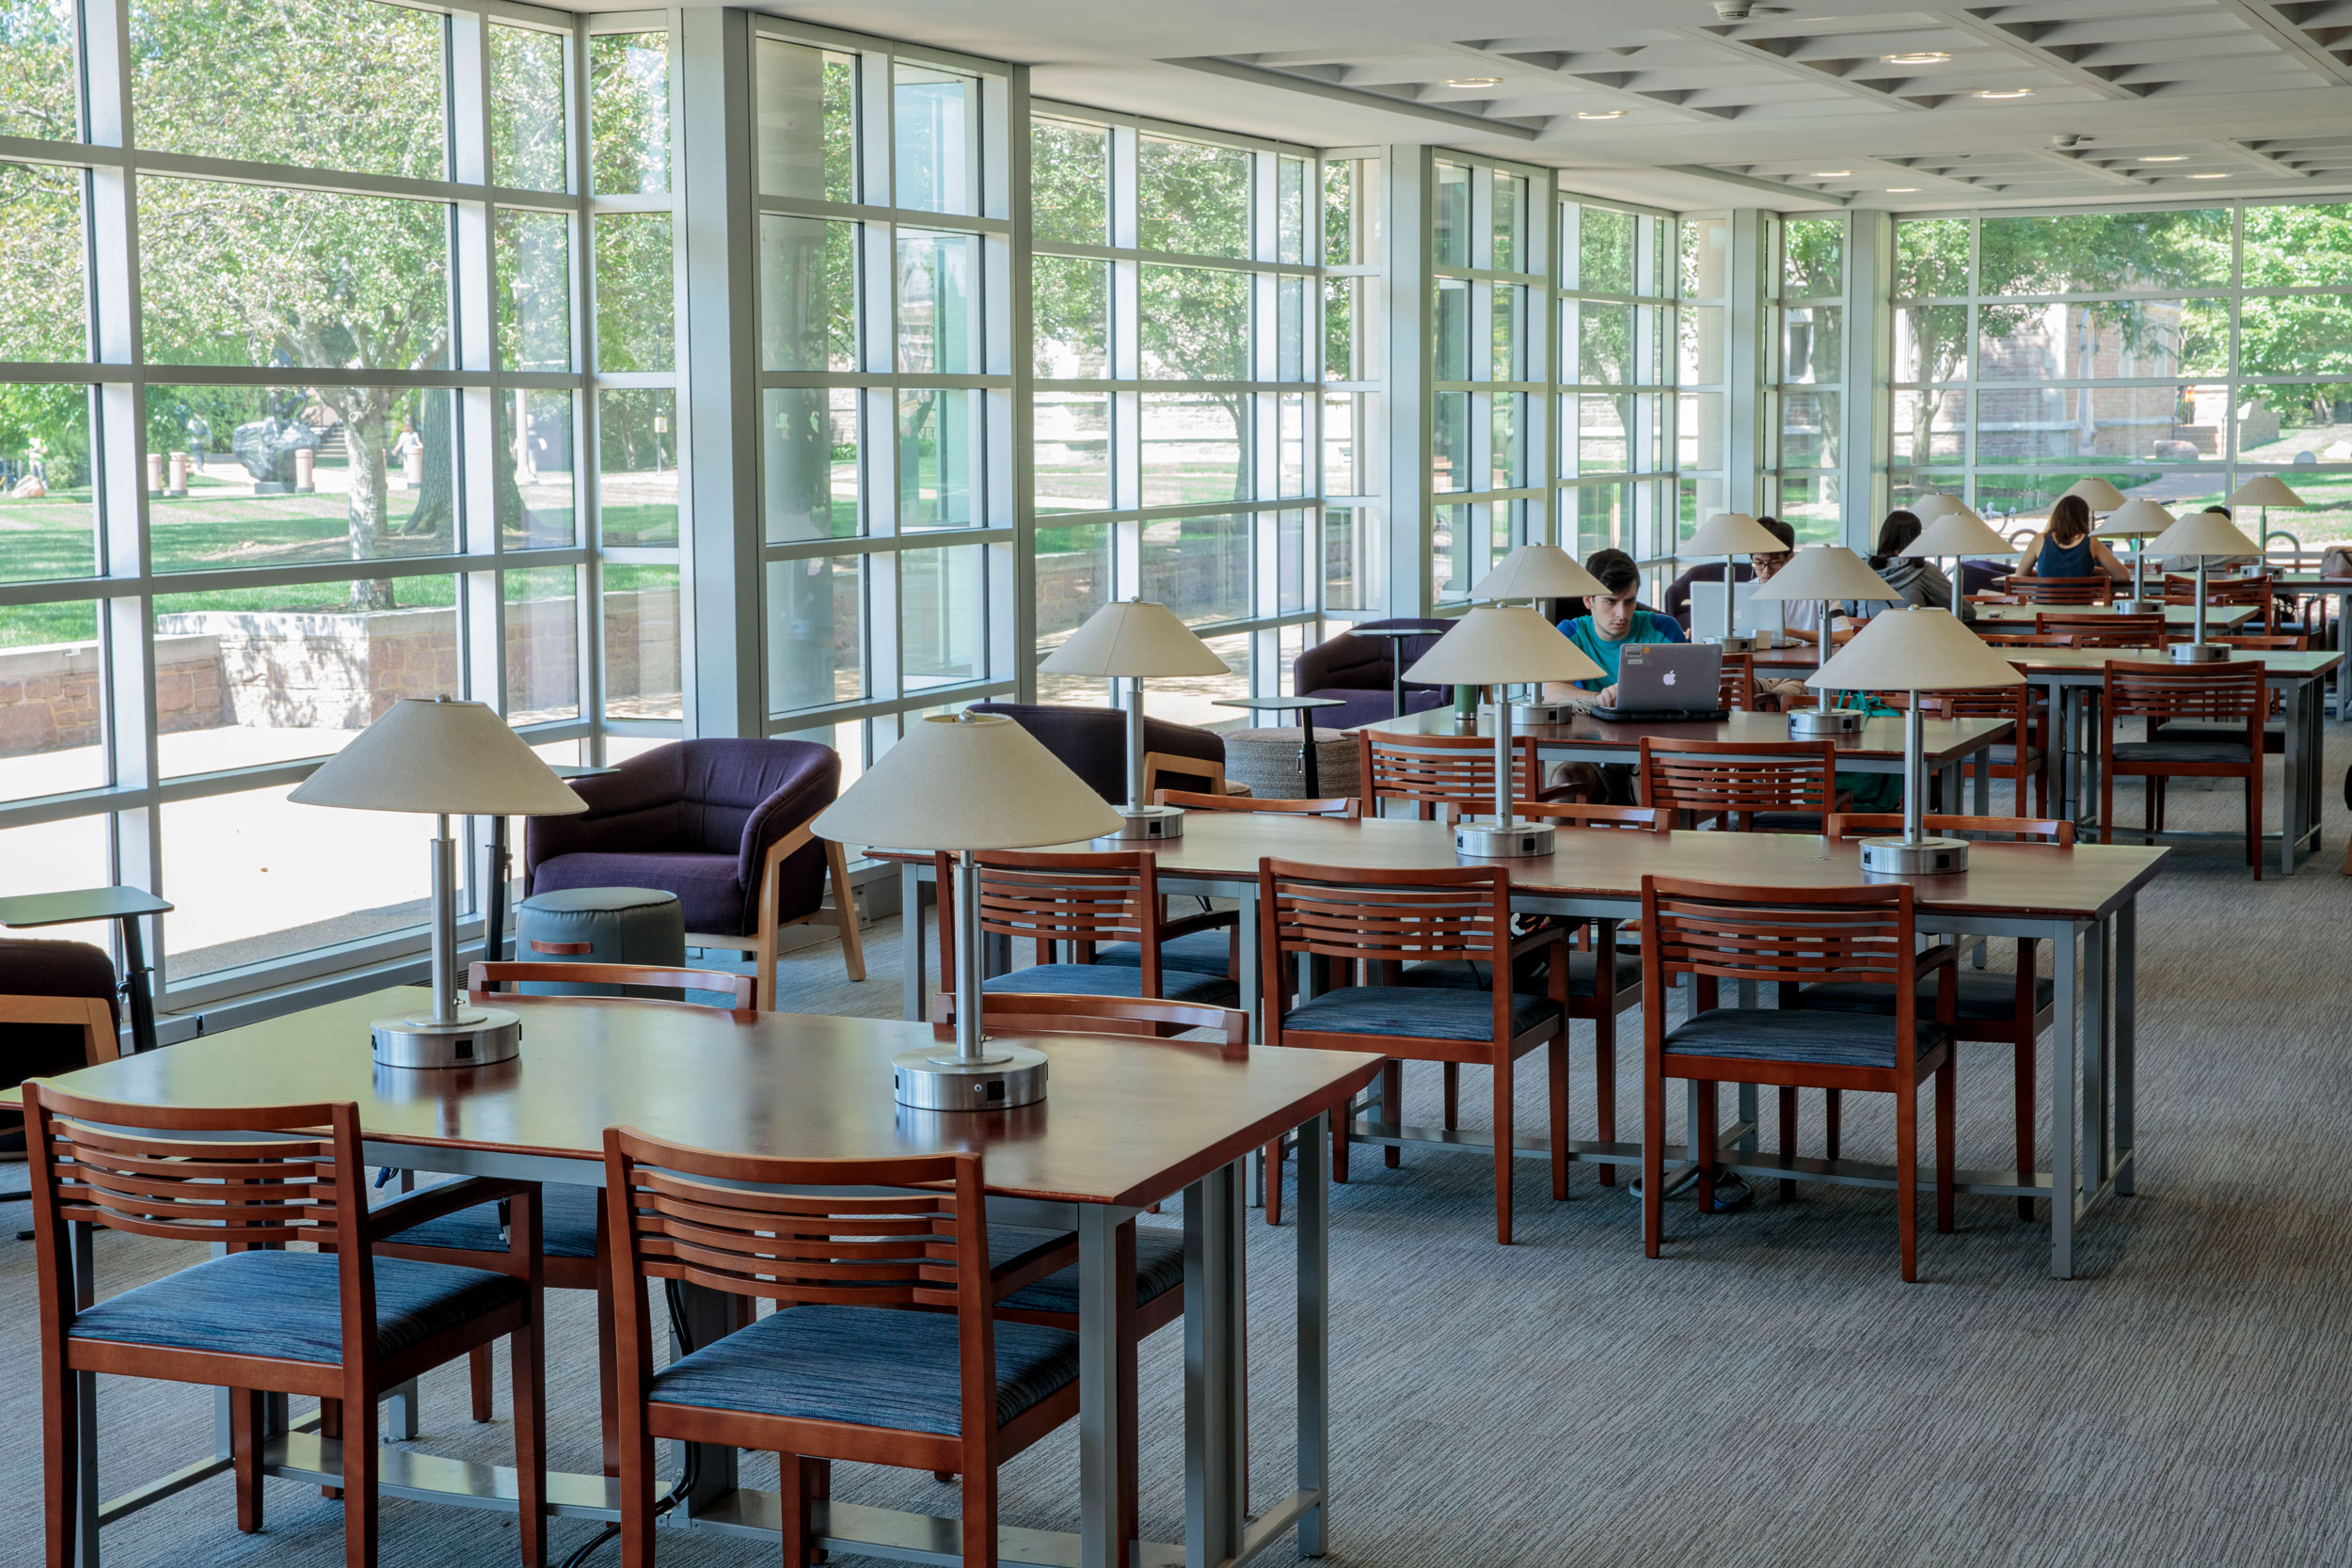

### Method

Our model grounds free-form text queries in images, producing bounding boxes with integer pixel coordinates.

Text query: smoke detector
[2052,133,2090,150]
[1713,1,1791,19]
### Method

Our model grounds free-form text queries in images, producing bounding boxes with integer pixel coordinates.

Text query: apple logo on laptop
[1662,670,1677,687]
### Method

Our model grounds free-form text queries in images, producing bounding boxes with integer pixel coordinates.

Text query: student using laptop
[1550,547,1685,707]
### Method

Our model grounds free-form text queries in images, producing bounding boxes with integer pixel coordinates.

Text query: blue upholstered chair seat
[1401,948,1640,998]
[649,1303,1079,1437]
[385,1180,603,1261]
[1662,1006,1950,1070]
[1281,985,1560,1043]
[1089,927,1233,976]
[2154,721,2283,746]
[2110,739,2253,765]
[1799,972,2055,1023]
[988,1224,1185,1315]
[68,1248,523,1365]
[982,963,1238,1006]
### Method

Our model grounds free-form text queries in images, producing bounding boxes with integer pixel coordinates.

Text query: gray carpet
[8,737,2352,1568]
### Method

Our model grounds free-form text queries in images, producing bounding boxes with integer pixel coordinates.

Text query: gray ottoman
[514,886,685,999]
[1221,726,1361,802]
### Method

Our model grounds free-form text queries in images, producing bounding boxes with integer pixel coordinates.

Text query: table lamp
[1403,607,1604,857]
[2228,474,2305,554]
[2147,507,2264,662]
[813,710,1120,1111]
[2059,477,2124,514]
[1680,512,1785,650]
[1808,608,2025,875]
[1748,546,1902,736]
[1912,492,1963,524]
[2098,497,2174,611]
[1037,597,1229,842]
[1470,543,1605,721]
[1899,502,2013,597]
[289,696,586,1069]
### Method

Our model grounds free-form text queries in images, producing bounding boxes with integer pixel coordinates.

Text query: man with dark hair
[1553,546,1685,705]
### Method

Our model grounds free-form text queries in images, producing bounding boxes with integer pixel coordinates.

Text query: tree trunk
[339,386,395,610]
[402,387,455,539]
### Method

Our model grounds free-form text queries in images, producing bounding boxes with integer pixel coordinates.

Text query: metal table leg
[1295,1111,1330,1559]
[2085,912,2109,1204]
[2049,921,2078,1280]
[2281,678,2306,876]
[485,813,511,974]
[2115,897,2137,1198]
[899,860,927,1022]
[1300,713,1321,799]
[674,1283,739,1516]
[117,913,158,1056]
[1079,1204,1134,1568]
[1183,1164,1244,1568]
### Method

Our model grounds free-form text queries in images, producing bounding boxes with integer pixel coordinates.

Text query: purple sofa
[968,702,1226,800]
[1291,618,1454,732]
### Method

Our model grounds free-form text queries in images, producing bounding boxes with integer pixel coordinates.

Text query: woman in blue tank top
[2016,494,2129,582]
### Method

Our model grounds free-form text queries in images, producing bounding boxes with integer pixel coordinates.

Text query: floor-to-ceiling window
[1767,213,1846,544]
[1320,151,1385,634]
[1889,200,2352,548]
[0,0,666,1012]
[1556,198,1677,566]
[1676,212,1733,552]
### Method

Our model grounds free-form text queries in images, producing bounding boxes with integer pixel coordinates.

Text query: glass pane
[1433,162,1470,269]
[755,40,855,203]
[1975,298,2224,382]
[1578,394,1628,474]
[2242,387,2352,467]
[1323,276,1359,382]
[1031,118,1108,245]
[1323,504,1384,612]
[596,388,677,547]
[146,384,456,568]
[589,31,670,196]
[131,0,445,179]
[1680,304,1726,387]
[1278,276,1306,382]
[1491,394,1519,489]
[1781,389,1838,468]
[1323,391,1373,497]
[1570,483,1629,558]
[1032,255,1107,378]
[1678,390,1724,472]
[595,213,673,372]
[1682,214,1729,299]
[1579,206,1634,294]
[1141,629,1246,724]
[1894,217,1971,299]
[1979,211,2231,296]
[1777,474,1838,546]
[140,178,449,370]
[497,210,572,372]
[491,24,567,192]
[1137,264,1247,380]
[1278,157,1307,265]
[1434,278,1470,383]
[896,229,977,375]
[0,598,103,799]
[898,388,977,529]
[763,387,858,542]
[1892,388,1965,467]
[505,566,579,721]
[605,562,679,719]
[1033,393,1108,515]
[900,544,986,690]
[1139,135,1249,258]
[1279,392,1306,498]
[1431,503,1467,602]
[758,215,857,373]
[0,0,76,140]
[1432,390,1468,491]
[1578,301,1634,385]
[1492,172,1524,274]
[2243,203,2352,289]
[1036,518,1110,671]
[1140,513,1248,625]
[1278,508,1307,612]
[1974,384,2234,465]
[1781,306,1840,386]
[501,389,576,547]
[151,573,458,777]
[1894,303,1969,385]
[163,784,437,981]
[2239,293,2352,382]
[1325,157,1377,268]
[894,64,974,215]
[765,555,860,712]
[0,818,110,958]
[0,163,86,360]
[0,383,93,581]
[1782,216,1842,297]
[1492,285,1525,382]
[1140,394,1246,506]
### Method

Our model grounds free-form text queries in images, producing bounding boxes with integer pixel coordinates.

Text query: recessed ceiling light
[1576,108,1627,119]
[2189,172,2229,180]
[1974,87,2035,99]
[2140,154,2187,163]
[1882,51,1951,65]
[1443,76,1502,89]
[1812,170,1852,178]
[1885,186,1920,193]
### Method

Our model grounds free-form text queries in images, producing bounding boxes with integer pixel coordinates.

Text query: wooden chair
[934,849,1241,1008]
[1142,750,1234,797]
[2100,659,2266,878]
[374,961,753,1472]
[1820,814,2072,1220]
[2035,612,2164,647]
[2002,575,2112,606]
[1637,736,1846,831]
[1358,728,1538,824]
[1152,788,1359,818]
[1975,629,2075,648]
[2152,633,2306,757]
[26,1085,547,1568]
[1259,859,1569,1243]
[604,1135,1077,1568]
[2166,573,2279,633]
[1,942,120,1198]
[1638,878,1958,1281]
[1719,649,1759,712]
[1917,679,2049,816]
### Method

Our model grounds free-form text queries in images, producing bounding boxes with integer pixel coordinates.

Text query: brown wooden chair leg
[1935,1058,1957,1237]
[805,1459,832,1564]
[319,1397,343,1500]
[1693,1081,1719,1215]
[1441,1062,1459,1131]
[779,1444,808,1568]
[2249,768,2264,882]
[1824,1088,1842,1160]
[596,1257,621,1477]
[469,1344,494,1422]
[342,1391,378,1568]
[42,1356,76,1568]
[1380,1060,1404,1168]
[933,1469,956,1483]
[1777,1085,1799,1201]
[512,1317,548,1568]
[1263,1138,1283,1226]
[231,1386,265,1533]
[1331,1103,1350,1184]
[1549,1035,1569,1201]
[618,1377,655,1568]
[1593,1006,1617,1187]
[1643,1060,1665,1259]
[1897,1080,1920,1283]
[1493,1053,1515,1243]
[961,1461,998,1568]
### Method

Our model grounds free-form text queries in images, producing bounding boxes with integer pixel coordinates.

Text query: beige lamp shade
[2098,497,2175,539]
[812,711,1121,852]
[1684,512,1783,556]
[2060,477,2126,511]
[1911,493,1963,523]
[1807,607,2026,694]
[2229,474,2305,508]
[1037,598,1229,678]
[1471,543,1606,601]
[1747,546,1901,604]
[288,697,587,816]
[2148,509,2263,560]
[1404,606,1606,687]
[1903,507,2013,559]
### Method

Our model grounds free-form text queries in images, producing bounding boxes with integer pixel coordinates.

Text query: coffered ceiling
[706,0,2352,211]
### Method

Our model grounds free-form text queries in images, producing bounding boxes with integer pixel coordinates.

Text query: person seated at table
[2016,493,2131,582]
[2164,503,2262,575]
[1867,509,1965,618]
[1540,548,1685,804]
[1746,516,1839,706]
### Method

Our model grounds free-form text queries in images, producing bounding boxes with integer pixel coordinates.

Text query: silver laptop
[1590,642,1725,721]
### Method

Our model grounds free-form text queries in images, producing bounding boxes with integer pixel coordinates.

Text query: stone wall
[0,635,228,758]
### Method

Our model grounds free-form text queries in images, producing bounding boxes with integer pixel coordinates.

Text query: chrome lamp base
[1705,633,1756,653]
[1094,803,1185,843]
[2169,641,2229,663]
[1506,700,1580,725]
[372,1007,522,1069]
[1454,817,1557,858]
[892,1042,1048,1111]
[1860,836,1970,876]
[1788,707,1867,737]
[2112,597,2159,615]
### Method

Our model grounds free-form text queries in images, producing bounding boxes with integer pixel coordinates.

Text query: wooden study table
[1757,643,2341,873]
[885,814,2168,1278]
[2269,575,2352,725]
[1972,601,2257,630]
[18,990,1377,1568]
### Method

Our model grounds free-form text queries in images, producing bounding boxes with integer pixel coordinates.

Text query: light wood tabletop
[1365,705,2012,767]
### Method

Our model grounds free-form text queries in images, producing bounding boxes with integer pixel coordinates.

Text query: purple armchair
[524,738,864,1003]
[968,703,1229,800]
[1292,618,1454,732]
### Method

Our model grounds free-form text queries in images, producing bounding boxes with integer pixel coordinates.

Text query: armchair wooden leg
[1441,1063,1458,1132]
[469,1344,493,1422]
[1776,1086,1798,1201]
[342,1391,378,1568]
[231,1387,265,1532]
[1380,1061,1403,1169]
[1935,1059,1957,1238]
[1642,1065,1664,1259]
[41,1359,76,1568]
[1493,1053,1515,1244]
[755,925,780,1017]
[824,837,867,983]
[779,1444,808,1568]
[1263,1138,1283,1226]
[1331,1101,1350,1185]
[511,1319,548,1568]
[1549,1035,1569,1201]
[1693,1082,1719,1216]
[1824,1088,1842,1160]
[961,1461,998,1568]
[1897,1082,1920,1284]
[319,1397,342,1499]
[1593,1007,1617,1187]
[2015,1034,2037,1223]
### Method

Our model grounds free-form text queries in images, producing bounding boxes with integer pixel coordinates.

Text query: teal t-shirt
[1557,610,1685,690]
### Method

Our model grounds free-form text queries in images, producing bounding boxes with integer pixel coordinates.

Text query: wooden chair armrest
[364,1176,541,1246]
[1159,909,1239,941]
[1908,942,1961,981]
[1507,923,1566,962]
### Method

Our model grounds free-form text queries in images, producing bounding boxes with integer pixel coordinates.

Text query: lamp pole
[951,848,989,1064]
[429,812,458,1028]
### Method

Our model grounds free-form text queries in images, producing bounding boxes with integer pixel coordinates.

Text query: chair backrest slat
[1260,859,1507,970]
[1639,737,1836,824]
[1826,811,2073,846]
[1359,731,1534,821]
[1152,788,1359,818]
[469,961,756,1010]
[2035,612,2163,647]
[1719,650,1756,712]
[2005,575,2111,605]
[2102,657,2265,722]
[1642,877,1915,990]
[929,991,1248,1049]
[1516,800,1666,832]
